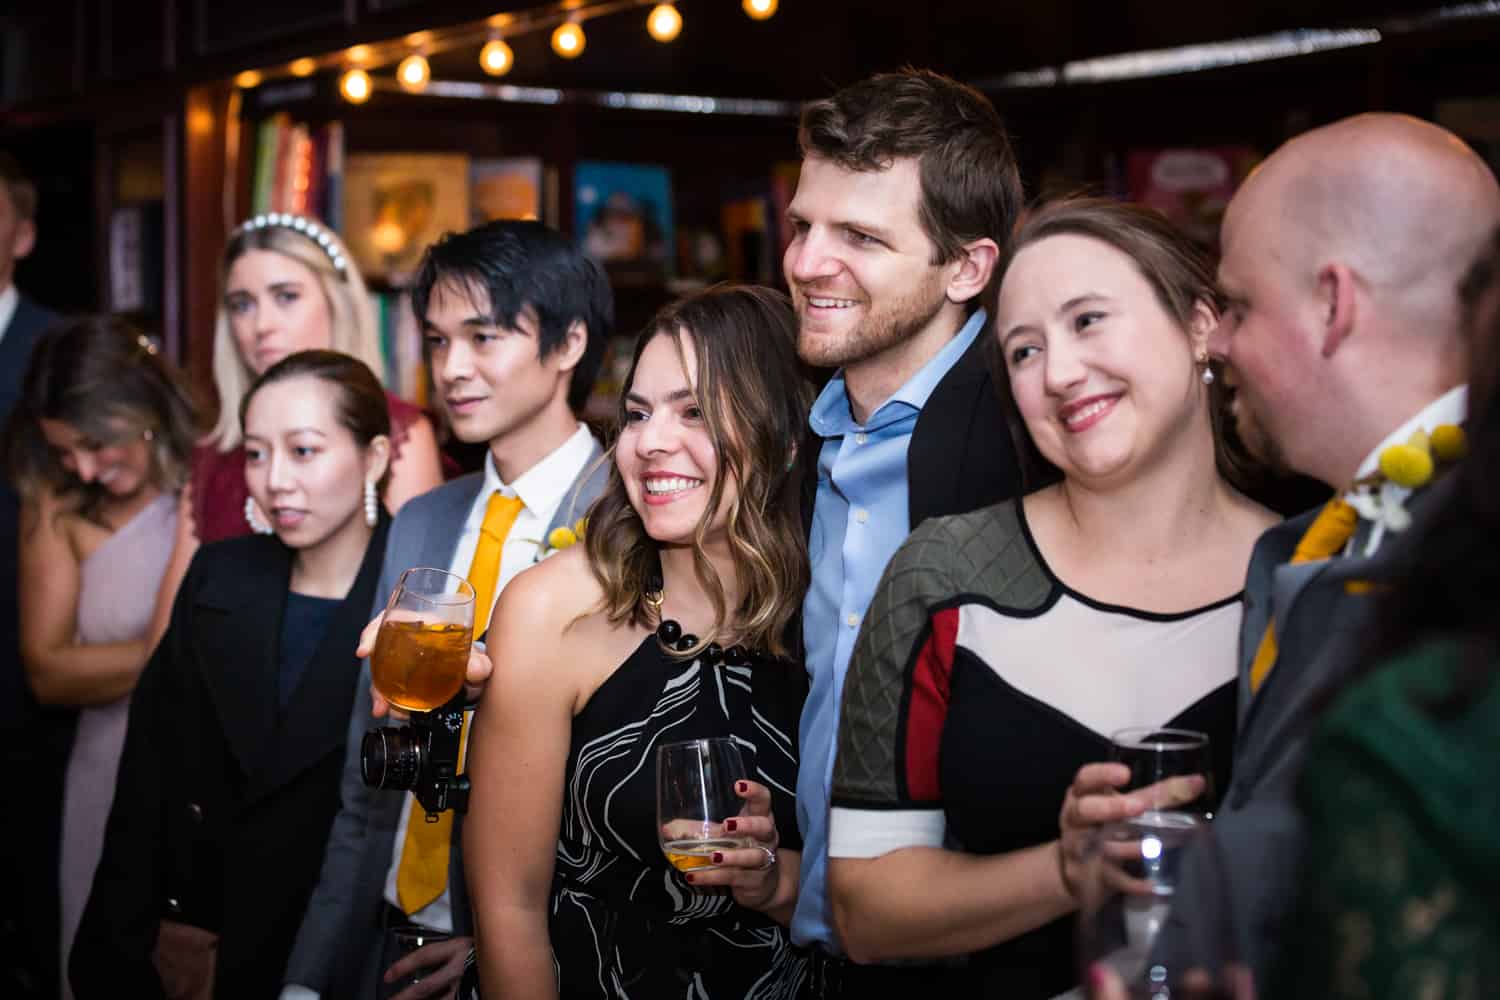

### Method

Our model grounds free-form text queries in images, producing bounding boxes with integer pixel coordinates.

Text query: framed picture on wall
[471,157,546,225]
[573,161,674,285]
[343,152,470,283]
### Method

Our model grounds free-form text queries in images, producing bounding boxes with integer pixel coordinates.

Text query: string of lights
[230,0,780,105]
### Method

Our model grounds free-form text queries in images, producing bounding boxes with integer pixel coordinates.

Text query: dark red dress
[190,391,429,544]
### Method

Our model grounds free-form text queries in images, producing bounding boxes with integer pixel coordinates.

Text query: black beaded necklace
[645,575,758,667]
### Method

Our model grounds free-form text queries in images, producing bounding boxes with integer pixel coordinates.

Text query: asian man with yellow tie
[281,221,613,1000]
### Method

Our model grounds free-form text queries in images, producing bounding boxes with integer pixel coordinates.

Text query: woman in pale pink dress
[1,316,199,1000]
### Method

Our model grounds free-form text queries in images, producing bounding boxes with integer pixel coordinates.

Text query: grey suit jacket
[283,437,608,998]
[1164,481,1450,983]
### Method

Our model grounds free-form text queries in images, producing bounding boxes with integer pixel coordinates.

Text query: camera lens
[362,726,422,790]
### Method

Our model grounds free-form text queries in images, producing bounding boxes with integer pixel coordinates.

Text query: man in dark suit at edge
[0,150,63,1000]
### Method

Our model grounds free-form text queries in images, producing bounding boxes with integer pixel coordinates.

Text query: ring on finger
[756,846,777,871]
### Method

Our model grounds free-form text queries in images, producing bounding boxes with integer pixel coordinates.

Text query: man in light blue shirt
[782,69,1025,989]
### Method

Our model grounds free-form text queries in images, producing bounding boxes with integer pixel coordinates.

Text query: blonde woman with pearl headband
[187,213,444,546]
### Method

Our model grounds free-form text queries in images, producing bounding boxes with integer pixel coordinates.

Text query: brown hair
[991,198,1251,489]
[584,284,812,657]
[799,68,1023,292]
[0,153,38,221]
[240,349,393,493]
[2,316,200,525]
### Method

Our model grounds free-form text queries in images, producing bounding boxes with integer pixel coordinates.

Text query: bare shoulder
[493,545,603,631]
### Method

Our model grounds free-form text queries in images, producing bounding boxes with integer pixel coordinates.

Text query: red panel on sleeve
[903,606,958,802]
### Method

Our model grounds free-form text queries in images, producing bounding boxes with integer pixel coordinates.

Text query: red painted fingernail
[725,819,738,832]
[685,873,695,883]
[711,851,723,864]
[737,781,748,793]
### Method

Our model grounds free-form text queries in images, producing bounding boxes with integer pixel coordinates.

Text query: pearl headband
[238,212,349,279]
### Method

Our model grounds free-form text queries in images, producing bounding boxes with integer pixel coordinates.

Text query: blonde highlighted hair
[208,220,383,450]
[584,284,812,657]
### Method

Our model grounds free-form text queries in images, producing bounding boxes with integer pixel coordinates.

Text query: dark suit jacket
[284,439,608,998]
[1163,480,1451,983]
[1,292,59,728]
[70,517,390,1000]
[798,328,1021,539]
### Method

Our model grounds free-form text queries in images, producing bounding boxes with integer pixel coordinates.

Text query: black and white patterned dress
[463,634,809,999]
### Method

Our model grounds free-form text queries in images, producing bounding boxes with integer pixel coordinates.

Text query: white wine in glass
[657,737,752,873]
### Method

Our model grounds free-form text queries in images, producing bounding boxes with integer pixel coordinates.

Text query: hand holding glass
[1109,727,1216,816]
[657,737,753,873]
[370,567,475,713]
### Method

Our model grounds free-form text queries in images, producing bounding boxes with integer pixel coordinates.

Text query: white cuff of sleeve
[827,805,946,859]
[279,986,320,1000]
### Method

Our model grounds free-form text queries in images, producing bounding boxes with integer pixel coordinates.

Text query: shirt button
[187,803,204,823]
[846,614,859,628]
[854,432,868,445]
[854,508,869,524]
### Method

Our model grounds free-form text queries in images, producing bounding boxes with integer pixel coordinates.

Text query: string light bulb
[339,68,372,104]
[289,57,317,77]
[234,70,262,88]
[397,52,431,92]
[743,0,778,20]
[551,21,586,59]
[480,38,514,76]
[647,4,682,42]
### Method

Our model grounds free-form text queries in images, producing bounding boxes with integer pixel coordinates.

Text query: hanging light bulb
[647,4,682,43]
[339,68,373,104]
[234,70,262,89]
[743,0,778,20]
[480,38,514,76]
[551,21,586,59]
[289,57,318,77]
[346,44,373,65]
[397,52,431,92]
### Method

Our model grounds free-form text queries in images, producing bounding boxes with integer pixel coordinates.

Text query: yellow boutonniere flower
[547,526,579,550]
[1430,423,1467,462]
[1378,443,1433,489]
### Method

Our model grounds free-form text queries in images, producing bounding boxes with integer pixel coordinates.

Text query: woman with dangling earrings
[1,316,200,1000]
[186,212,445,543]
[70,351,395,1000]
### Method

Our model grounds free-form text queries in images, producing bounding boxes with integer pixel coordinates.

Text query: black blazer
[71,516,390,1000]
[798,327,1021,535]
[1,292,59,730]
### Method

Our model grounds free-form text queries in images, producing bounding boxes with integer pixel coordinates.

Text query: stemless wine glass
[370,567,476,713]
[657,737,753,873]
[1109,727,1217,817]
[1077,819,1254,999]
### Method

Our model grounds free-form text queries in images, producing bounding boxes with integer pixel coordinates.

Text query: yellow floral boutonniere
[1345,424,1466,555]
[534,516,588,562]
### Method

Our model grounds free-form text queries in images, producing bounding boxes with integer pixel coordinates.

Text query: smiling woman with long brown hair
[461,284,813,999]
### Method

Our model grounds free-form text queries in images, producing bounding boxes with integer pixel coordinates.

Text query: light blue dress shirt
[792,309,988,951]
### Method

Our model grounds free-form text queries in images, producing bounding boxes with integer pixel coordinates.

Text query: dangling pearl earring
[364,480,378,527]
[244,496,273,535]
[1199,358,1216,385]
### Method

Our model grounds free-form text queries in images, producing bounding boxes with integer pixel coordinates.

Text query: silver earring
[1199,359,1215,385]
[244,496,273,535]
[364,480,378,527]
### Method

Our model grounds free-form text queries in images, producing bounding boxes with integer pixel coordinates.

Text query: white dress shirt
[0,284,18,346]
[381,422,597,931]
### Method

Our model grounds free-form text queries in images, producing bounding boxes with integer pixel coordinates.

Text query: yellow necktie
[1248,498,1358,694]
[396,492,524,914]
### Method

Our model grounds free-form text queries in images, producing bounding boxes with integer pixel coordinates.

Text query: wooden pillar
[181,82,233,407]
